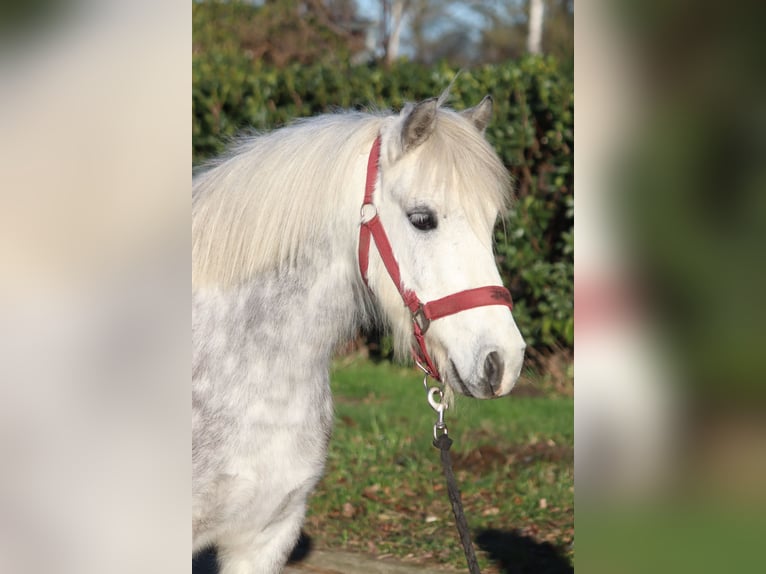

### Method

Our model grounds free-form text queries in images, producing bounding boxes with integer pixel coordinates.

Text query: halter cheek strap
[359,135,513,381]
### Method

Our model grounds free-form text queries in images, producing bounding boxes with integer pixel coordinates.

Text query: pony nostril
[483,351,504,394]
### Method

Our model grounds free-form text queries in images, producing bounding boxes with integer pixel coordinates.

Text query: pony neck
[239,255,366,366]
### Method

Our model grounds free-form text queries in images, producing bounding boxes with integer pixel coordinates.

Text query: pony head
[364,96,526,399]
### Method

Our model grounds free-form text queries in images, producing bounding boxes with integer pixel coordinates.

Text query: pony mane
[192,104,511,288]
[192,113,382,287]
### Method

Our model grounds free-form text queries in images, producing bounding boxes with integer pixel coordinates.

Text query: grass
[302,355,574,572]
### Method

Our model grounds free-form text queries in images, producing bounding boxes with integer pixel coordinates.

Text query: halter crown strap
[358,136,381,284]
[359,135,513,381]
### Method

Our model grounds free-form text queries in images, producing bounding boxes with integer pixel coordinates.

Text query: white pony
[192,95,526,573]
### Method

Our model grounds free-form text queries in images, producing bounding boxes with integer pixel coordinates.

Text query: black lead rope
[434,433,482,574]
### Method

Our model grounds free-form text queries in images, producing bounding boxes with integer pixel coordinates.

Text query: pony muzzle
[482,350,505,396]
[441,339,526,399]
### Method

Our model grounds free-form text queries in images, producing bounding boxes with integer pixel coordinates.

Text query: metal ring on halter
[360,203,377,224]
[416,360,432,390]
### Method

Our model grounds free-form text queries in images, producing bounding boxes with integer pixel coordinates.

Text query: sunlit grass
[303,356,574,572]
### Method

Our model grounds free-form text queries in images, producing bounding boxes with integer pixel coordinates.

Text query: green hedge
[193,55,573,351]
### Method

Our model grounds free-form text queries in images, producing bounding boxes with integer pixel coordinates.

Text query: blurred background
[576,0,766,572]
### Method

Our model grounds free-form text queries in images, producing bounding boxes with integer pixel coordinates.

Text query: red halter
[358,136,513,381]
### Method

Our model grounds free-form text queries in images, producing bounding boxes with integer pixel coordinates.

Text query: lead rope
[423,373,482,574]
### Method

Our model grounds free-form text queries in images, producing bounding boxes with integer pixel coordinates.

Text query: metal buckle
[411,305,431,334]
[427,386,448,440]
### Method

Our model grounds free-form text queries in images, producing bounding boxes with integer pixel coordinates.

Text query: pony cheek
[366,266,417,354]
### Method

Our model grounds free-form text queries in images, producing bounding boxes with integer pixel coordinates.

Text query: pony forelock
[407,109,510,235]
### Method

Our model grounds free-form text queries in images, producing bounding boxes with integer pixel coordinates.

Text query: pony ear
[460,95,493,133]
[401,97,438,153]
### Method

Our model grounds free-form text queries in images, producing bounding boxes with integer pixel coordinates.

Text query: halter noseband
[358,135,513,381]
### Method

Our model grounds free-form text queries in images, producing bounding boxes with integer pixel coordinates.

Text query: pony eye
[407,209,438,231]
